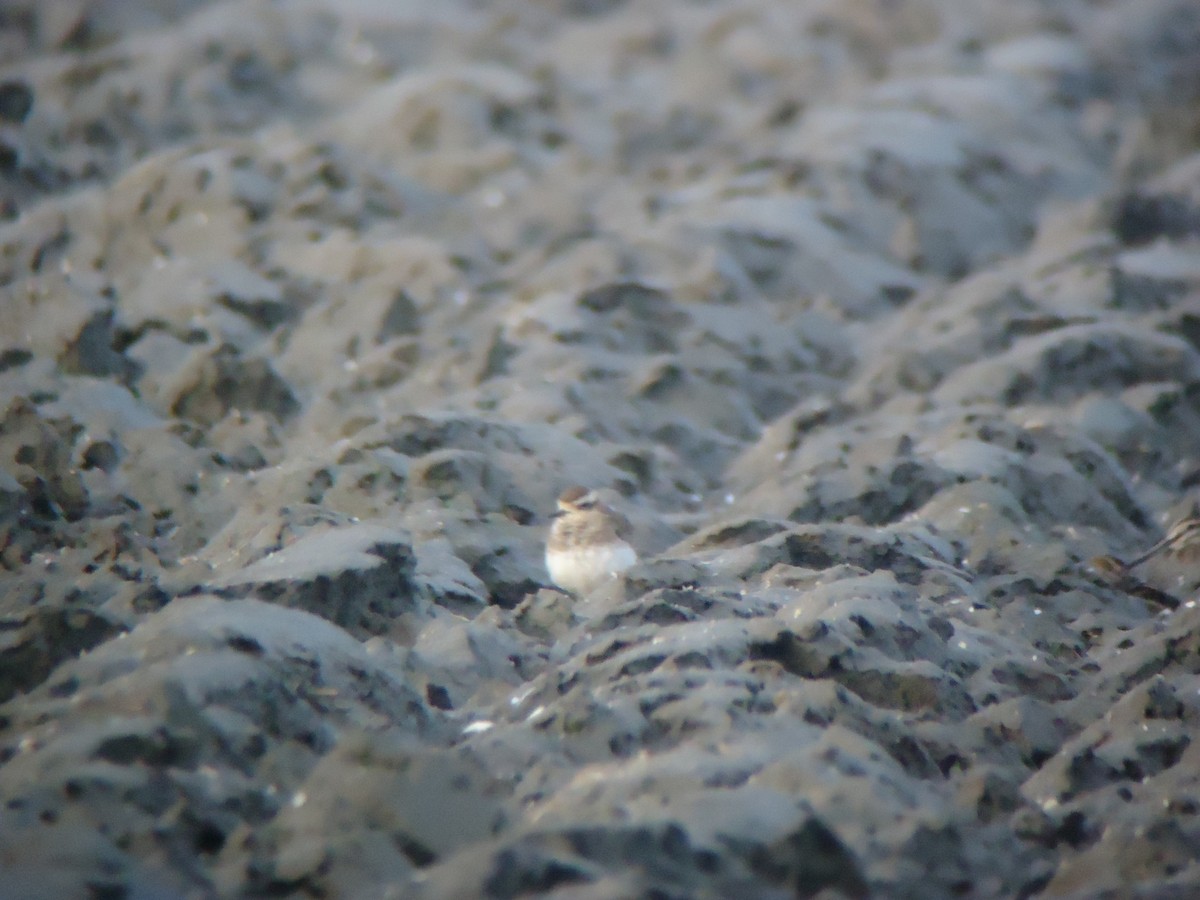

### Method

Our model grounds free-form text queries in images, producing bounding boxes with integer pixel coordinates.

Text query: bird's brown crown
[556,485,593,510]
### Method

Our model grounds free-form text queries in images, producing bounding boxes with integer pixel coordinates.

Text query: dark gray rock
[209,522,424,639]
[0,597,436,896]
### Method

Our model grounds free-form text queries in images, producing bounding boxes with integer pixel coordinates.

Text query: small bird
[545,486,638,595]
[1126,515,1200,569]
[1088,554,1180,611]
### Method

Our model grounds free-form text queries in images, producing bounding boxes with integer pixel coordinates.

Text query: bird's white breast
[546,540,637,595]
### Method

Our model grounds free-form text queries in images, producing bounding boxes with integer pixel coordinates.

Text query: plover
[1127,515,1200,568]
[1088,553,1180,610]
[545,486,638,595]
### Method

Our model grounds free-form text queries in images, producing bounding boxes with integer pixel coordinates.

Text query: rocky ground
[2,0,1200,897]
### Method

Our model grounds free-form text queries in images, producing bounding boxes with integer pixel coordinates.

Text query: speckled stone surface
[2,1,1200,897]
